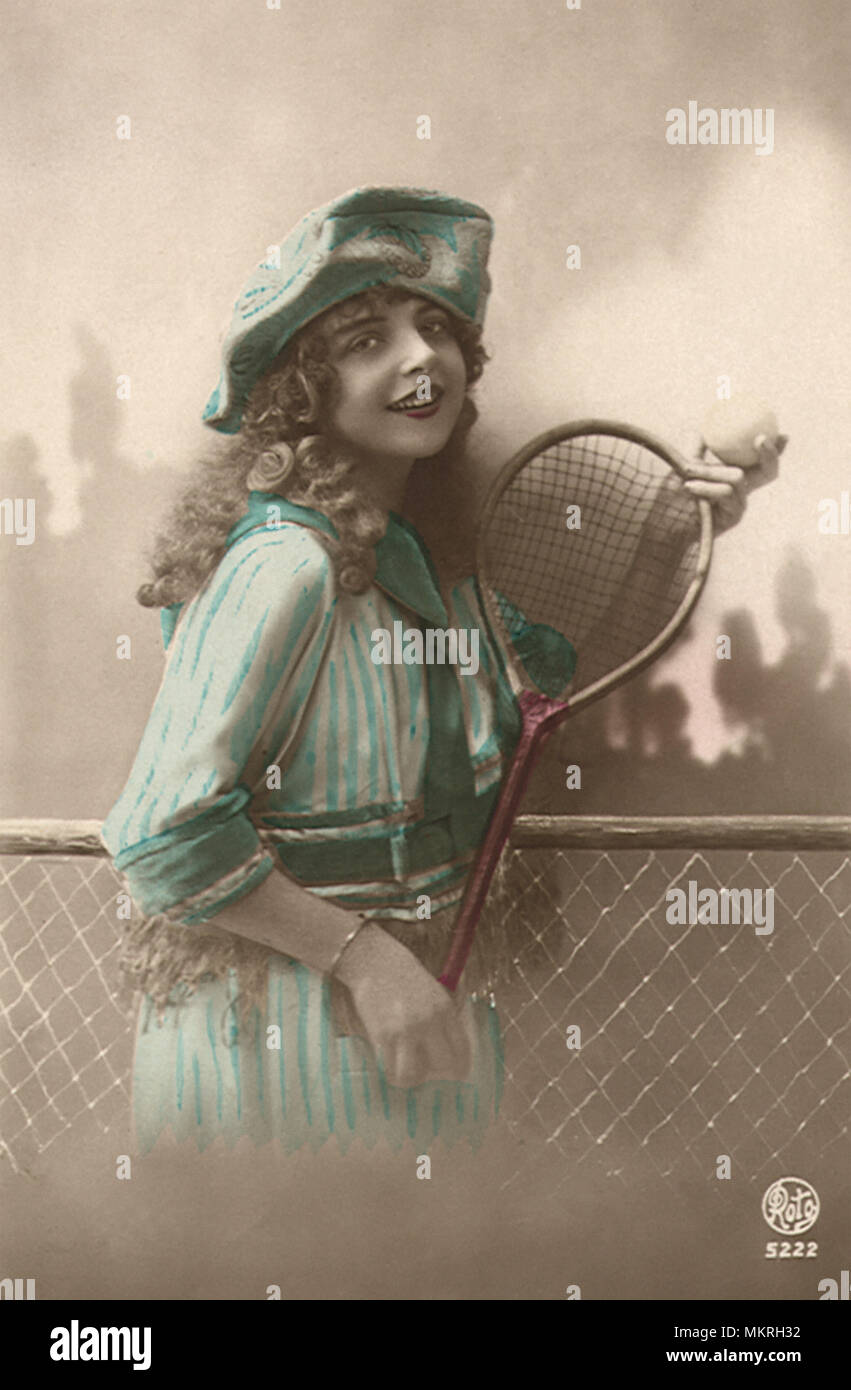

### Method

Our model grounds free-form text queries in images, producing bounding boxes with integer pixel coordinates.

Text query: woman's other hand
[334,923,474,1087]
[682,434,788,535]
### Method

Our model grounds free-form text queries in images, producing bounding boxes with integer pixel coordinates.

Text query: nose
[397,323,439,375]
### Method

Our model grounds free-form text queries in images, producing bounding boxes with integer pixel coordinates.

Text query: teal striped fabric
[104,495,576,1152]
[132,960,504,1154]
[102,495,555,926]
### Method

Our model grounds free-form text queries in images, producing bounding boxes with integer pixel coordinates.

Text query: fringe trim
[117,854,536,1021]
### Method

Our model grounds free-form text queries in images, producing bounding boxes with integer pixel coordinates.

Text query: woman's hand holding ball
[683,394,788,534]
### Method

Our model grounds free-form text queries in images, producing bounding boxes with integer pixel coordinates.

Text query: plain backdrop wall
[2,0,849,819]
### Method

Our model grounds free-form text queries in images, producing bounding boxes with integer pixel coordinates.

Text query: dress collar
[227,492,450,627]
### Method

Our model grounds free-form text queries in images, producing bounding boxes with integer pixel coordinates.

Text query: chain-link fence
[1,818,849,1195]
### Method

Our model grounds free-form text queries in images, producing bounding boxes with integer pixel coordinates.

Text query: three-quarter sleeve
[102,524,337,925]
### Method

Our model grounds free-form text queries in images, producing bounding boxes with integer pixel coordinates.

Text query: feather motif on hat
[203,186,494,434]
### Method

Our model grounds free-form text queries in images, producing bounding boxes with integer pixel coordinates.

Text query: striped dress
[102,493,575,1153]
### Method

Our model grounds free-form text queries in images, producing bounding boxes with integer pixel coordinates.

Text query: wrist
[331,919,389,988]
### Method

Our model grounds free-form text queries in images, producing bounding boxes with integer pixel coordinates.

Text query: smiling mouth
[387,385,444,412]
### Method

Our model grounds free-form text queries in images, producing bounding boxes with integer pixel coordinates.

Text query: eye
[420,317,450,337]
[347,333,381,354]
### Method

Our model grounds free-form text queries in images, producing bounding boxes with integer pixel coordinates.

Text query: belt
[269,790,499,886]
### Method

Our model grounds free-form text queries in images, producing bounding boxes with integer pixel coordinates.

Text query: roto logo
[761,1177,820,1235]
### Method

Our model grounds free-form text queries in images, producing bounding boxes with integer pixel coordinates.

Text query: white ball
[702,395,779,467]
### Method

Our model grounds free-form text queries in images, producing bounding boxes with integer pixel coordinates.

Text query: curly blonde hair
[137,286,488,609]
[121,286,490,1022]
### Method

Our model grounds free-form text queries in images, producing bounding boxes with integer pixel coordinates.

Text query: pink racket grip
[438,690,567,993]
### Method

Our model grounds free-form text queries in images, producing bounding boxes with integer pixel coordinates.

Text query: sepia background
[1,0,849,1301]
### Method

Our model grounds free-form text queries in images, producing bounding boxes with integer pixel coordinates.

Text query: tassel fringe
[118,853,539,1021]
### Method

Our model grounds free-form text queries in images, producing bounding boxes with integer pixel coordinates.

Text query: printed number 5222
[765,1241,818,1258]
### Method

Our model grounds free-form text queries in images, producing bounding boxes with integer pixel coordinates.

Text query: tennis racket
[438,419,717,992]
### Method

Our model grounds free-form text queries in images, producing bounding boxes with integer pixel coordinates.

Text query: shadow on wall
[1,322,849,819]
[1,324,176,818]
[531,551,851,816]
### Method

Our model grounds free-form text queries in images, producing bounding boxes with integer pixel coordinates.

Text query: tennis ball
[702,395,779,468]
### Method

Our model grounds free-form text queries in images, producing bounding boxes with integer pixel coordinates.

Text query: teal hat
[202,186,494,434]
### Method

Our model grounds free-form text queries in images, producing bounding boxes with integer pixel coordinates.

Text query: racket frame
[439,420,713,992]
[476,420,714,714]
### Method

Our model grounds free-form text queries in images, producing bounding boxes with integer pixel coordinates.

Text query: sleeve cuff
[113,791,274,921]
[164,851,275,926]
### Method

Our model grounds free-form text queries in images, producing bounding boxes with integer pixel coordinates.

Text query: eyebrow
[328,313,387,342]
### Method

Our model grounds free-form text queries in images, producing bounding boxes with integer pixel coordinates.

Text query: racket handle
[439,690,566,992]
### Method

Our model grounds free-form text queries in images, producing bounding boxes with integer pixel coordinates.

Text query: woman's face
[320,294,468,467]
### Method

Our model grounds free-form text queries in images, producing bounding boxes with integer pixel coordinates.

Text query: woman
[103,185,778,1156]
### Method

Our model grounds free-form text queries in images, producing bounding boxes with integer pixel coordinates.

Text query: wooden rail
[511,815,851,851]
[0,816,849,856]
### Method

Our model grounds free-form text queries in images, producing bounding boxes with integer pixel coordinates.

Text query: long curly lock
[137,286,488,609]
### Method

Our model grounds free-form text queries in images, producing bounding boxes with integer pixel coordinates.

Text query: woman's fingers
[383,1012,472,1087]
[344,935,476,1086]
[384,1039,430,1089]
[683,477,744,501]
[684,476,747,533]
[684,459,745,486]
[683,433,788,535]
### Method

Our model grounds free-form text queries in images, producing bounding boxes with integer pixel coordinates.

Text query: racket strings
[480,434,704,697]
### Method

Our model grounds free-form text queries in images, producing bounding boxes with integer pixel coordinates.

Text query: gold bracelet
[327,916,371,979]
